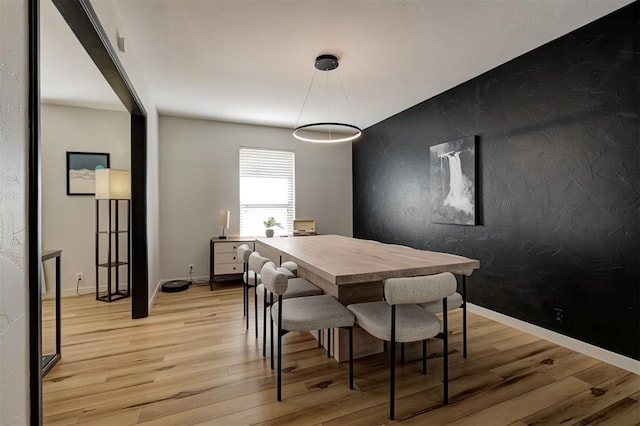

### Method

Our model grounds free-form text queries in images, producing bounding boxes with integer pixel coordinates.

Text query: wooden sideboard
[209,237,255,289]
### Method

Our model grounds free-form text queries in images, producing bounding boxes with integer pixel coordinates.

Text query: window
[239,148,295,237]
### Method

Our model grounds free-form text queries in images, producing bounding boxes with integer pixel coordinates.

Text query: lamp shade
[219,210,230,229]
[95,169,131,200]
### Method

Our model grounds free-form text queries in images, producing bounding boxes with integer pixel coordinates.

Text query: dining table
[255,234,480,361]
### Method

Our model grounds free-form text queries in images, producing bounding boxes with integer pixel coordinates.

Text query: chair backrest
[260,262,289,296]
[237,244,252,263]
[248,251,270,273]
[384,272,457,305]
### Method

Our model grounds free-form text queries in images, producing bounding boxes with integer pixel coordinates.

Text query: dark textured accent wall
[353,2,640,360]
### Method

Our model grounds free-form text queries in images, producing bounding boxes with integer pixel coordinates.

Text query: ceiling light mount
[293,54,361,143]
[315,54,339,71]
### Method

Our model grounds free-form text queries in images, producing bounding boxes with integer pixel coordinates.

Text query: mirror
[39,0,126,376]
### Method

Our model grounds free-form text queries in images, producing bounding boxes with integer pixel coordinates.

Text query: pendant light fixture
[293,54,362,143]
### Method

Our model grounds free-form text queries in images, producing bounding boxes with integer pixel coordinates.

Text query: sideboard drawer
[214,263,243,275]
[214,241,251,254]
[216,252,239,263]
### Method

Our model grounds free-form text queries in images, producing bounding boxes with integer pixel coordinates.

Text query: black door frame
[29,0,149,422]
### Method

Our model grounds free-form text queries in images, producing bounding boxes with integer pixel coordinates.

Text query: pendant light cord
[295,70,319,129]
[336,70,357,126]
[326,71,332,139]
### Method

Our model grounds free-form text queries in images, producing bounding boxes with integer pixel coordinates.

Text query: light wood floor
[43,282,640,425]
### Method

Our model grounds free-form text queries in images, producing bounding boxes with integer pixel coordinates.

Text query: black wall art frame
[430,135,477,225]
[66,151,110,196]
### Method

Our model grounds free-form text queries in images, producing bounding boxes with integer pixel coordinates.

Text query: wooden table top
[42,249,62,261]
[255,235,479,285]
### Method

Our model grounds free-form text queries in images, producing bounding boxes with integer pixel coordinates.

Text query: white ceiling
[41,0,632,130]
[41,0,125,111]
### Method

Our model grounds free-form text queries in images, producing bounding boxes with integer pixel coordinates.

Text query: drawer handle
[233,256,236,260]
[233,245,237,249]
[232,267,236,270]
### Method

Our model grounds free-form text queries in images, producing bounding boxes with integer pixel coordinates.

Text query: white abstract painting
[430,136,477,225]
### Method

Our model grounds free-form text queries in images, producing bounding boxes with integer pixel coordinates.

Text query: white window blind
[239,148,295,237]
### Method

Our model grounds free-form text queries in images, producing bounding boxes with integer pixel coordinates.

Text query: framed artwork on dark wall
[430,136,477,225]
[66,151,110,196]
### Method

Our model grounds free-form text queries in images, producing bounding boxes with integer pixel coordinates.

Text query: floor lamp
[95,169,131,302]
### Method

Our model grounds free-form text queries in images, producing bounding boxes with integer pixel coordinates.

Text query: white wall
[159,116,353,280]
[0,0,28,424]
[41,103,130,297]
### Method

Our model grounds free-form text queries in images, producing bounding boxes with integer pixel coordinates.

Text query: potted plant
[263,217,283,238]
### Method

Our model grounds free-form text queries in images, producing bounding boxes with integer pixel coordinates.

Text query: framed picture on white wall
[66,151,110,196]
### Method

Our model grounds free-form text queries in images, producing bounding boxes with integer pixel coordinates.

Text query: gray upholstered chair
[280,261,298,276]
[245,251,272,338]
[269,259,326,358]
[420,268,472,358]
[238,247,296,339]
[261,261,355,401]
[236,244,253,329]
[257,276,322,362]
[398,292,462,364]
[347,272,457,420]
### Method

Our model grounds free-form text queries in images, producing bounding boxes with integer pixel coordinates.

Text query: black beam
[131,114,148,318]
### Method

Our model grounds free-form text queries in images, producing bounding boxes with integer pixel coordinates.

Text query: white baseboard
[51,276,206,312]
[57,285,110,298]
[467,303,640,375]
[149,280,162,313]
[149,275,209,313]
[51,284,130,298]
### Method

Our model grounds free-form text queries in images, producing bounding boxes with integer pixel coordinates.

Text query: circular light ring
[293,122,362,143]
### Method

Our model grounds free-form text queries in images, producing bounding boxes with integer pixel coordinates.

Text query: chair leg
[254,273,258,339]
[443,297,449,405]
[401,343,405,365]
[277,295,283,401]
[244,265,249,321]
[347,326,353,389]
[318,329,322,348]
[242,266,246,318]
[245,284,250,330]
[390,305,396,421]
[462,275,467,359]
[270,293,275,370]
[262,288,268,358]
[243,278,247,318]
[422,339,427,375]
[327,328,331,358]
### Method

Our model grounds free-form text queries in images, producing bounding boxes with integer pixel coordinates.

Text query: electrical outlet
[76,272,84,281]
[188,264,194,272]
[553,307,564,325]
